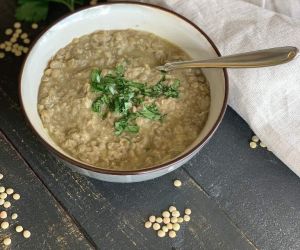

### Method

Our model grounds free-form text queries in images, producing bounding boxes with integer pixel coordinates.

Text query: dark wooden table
[1,1,300,249]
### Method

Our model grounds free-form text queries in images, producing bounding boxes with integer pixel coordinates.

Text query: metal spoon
[156,46,298,72]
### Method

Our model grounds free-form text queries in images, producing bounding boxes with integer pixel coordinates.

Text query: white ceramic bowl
[19,2,228,182]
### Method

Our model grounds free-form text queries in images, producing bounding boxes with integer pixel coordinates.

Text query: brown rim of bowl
[19,1,229,176]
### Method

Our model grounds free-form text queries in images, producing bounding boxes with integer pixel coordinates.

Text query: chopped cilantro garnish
[90,65,180,135]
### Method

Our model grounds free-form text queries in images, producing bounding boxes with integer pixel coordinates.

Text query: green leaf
[138,104,163,121]
[15,1,49,22]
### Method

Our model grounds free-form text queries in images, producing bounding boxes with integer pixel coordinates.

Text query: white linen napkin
[110,0,300,176]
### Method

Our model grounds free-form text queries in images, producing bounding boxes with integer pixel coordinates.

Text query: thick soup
[38,29,210,170]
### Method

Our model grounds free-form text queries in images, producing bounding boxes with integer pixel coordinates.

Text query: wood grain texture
[184,109,300,250]
[0,133,93,250]
[0,89,256,249]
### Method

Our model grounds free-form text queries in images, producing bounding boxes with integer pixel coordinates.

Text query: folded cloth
[110,0,300,176]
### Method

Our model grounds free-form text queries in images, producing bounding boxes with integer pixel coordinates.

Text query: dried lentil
[6,188,14,195]
[170,217,178,223]
[177,217,183,223]
[13,193,20,200]
[23,230,31,238]
[157,230,166,237]
[173,179,182,187]
[14,22,21,28]
[24,38,30,44]
[251,135,259,142]
[172,210,180,217]
[166,223,173,230]
[1,221,9,229]
[183,215,190,222]
[31,23,38,29]
[144,221,152,228]
[155,217,163,223]
[0,211,7,219]
[162,226,168,232]
[163,217,170,224]
[3,238,11,246]
[173,223,180,231]
[169,206,176,212]
[5,28,13,35]
[153,223,160,231]
[0,192,7,199]
[0,173,3,179]
[149,215,156,223]
[260,142,267,148]
[168,230,176,238]
[0,199,4,205]
[11,213,18,220]
[249,141,257,149]
[3,201,11,208]
[162,211,170,218]
[185,208,191,215]
[16,225,23,232]
[0,186,5,193]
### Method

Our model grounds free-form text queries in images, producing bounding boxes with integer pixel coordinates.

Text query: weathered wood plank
[184,108,300,250]
[0,132,93,250]
[0,88,256,249]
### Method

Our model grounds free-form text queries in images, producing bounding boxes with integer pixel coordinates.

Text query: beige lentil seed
[0,192,7,199]
[0,43,4,49]
[251,135,259,142]
[5,46,11,52]
[16,225,23,232]
[157,230,166,237]
[0,186,5,193]
[23,230,31,238]
[3,238,11,246]
[144,221,152,229]
[11,213,18,220]
[23,47,29,53]
[0,199,4,205]
[149,215,156,223]
[169,206,176,212]
[155,217,163,223]
[21,33,28,39]
[15,51,22,57]
[31,23,38,29]
[260,142,267,148]
[0,173,3,179]
[1,221,9,229]
[162,211,170,218]
[10,37,17,43]
[172,210,180,217]
[24,38,30,44]
[185,208,192,215]
[183,215,190,222]
[12,32,19,39]
[172,223,180,231]
[153,223,160,231]
[170,217,178,223]
[5,28,13,35]
[249,141,257,149]
[177,217,184,223]
[163,217,170,224]
[166,223,173,230]
[16,28,22,34]
[0,211,7,219]
[6,188,14,195]
[3,201,11,208]
[173,179,182,187]
[168,230,176,238]
[162,226,168,232]
[13,193,20,200]
[14,22,21,28]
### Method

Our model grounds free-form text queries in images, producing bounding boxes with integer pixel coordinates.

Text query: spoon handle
[157,46,298,72]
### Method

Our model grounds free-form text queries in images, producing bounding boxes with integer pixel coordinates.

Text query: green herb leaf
[138,104,163,121]
[15,1,49,22]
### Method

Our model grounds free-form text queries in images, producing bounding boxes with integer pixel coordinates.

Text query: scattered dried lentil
[183,215,190,222]
[260,142,267,148]
[155,217,163,223]
[5,28,13,35]
[172,210,180,217]
[168,230,176,238]
[16,28,22,34]
[157,230,166,237]
[21,33,28,39]
[24,38,30,44]
[249,141,257,149]
[3,201,11,208]
[6,188,14,195]
[166,223,173,230]
[0,199,4,205]
[11,213,18,220]
[162,226,168,232]
[163,217,170,224]
[0,173,3,179]
[145,221,152,228]
[13,193,20,200]
[170,217,178,223]
[14,22,21,28]
[23,230,31,238]
[185,208,191,215]
[149,215,156,223]
[0,43,4,49]
[16,225,23,233]
[3,238,11,246]
[172,223,180,231]
[1,221,9,229]
[173,179,182,187]
[153,223,160,231]
[23,47,29,53]
[177,217,183,223]
[31,23,38,29]
[162,211,170,218]
[0,211,7,219]
[169,206,176,212]
[0,192,7,199]
[251,135,259,142]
